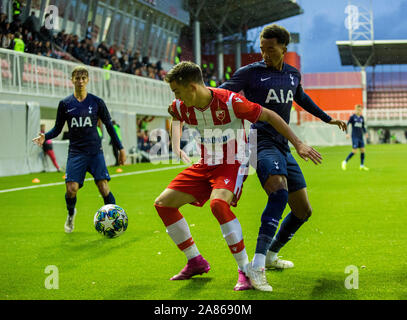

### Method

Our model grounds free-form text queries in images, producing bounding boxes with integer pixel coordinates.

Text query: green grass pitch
[0,144,406,300]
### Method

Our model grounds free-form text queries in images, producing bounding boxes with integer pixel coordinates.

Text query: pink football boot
[170,255,211,280]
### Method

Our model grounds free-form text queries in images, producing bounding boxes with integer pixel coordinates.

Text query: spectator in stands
[12,0,23,23]
[10,13,22,34]
[40,13,53,41]
[130,50,142,68]
[102,59,112,97]
[1,32,13,49]
[21,27,31,44]
[41,40,53,57]
[0,12,169,82]
[40,124,61,172]
[111,55,122,72]
[85,21,92,40]
[120,53,131,73]
[141,129,151,152]
[0,13,8,34]
[40,13,53,42]
[97,41,109,59]
[138,115,155,132]
[147,63,157,79]
[54,30,65,47]
[110,120,122,166]
[13,31,24,51]
[23,11,40,41]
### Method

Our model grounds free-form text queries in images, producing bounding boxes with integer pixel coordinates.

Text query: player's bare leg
[96,179,116,204]
[342,148,357,170]
[65,182,79,233]
[267,187,311,269]
[154,188,210,280]
[209,188,252,291]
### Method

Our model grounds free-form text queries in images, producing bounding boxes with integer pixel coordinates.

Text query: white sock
[183,244,200,260]
[252,253,266,269]
[234,249,249,273]
[268,250,278,262]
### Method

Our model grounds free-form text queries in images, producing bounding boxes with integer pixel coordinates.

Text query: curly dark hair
[260,24,290,46]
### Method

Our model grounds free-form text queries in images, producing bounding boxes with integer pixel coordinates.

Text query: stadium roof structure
[186,0,303,39]
[336,40,407,67]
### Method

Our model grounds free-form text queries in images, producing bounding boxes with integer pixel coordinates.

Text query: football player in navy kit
[220,24,347,288]
[342,104,369,171]
[33,66,126,233]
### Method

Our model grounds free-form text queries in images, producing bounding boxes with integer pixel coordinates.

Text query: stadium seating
[367,90,407,109]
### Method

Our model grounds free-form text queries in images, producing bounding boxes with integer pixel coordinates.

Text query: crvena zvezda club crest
[216,109,225,121]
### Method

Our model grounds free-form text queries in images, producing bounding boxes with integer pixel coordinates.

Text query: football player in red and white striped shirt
[154,61,321,291]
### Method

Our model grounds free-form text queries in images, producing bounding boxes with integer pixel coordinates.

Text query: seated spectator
[2,32,14,49]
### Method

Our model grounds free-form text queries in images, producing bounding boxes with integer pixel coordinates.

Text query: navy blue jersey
[220,61,332,152]
[347,114,366,139]
[44,93,123,154]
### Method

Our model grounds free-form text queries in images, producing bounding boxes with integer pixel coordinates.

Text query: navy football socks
[255,189,288,256]
[103,192,116,205]
[361,153,365,166]
[345,152,354,162]
[65,194,77,216]
[269,212,308,253]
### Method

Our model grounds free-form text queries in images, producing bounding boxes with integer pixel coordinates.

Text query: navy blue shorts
[352,137,365,149]
[254,145,306,193]
[65,152,110,188]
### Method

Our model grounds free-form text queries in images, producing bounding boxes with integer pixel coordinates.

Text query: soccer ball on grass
[94,204,128,238]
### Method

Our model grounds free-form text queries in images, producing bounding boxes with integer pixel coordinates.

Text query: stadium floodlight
[345,0,374,43]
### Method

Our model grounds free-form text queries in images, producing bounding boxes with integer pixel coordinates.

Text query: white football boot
[266,251,294,269]
[64,209,77,233]
[246,261,273,292]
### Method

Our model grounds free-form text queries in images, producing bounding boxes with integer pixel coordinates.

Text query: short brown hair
[165,61,204,86]
[260,24,290,46]
[71,65,89,78]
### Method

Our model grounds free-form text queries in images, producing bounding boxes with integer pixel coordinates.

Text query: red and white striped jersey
[171,87,262,164]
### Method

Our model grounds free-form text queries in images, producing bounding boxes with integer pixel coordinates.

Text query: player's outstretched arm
[258,108,322,165]
[33,101,66,146]
[170,119,190,164]
[32,133,45,146]
[118,148,126,165]
[329,119,347,132]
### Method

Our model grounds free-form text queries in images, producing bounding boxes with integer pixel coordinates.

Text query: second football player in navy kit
[33,66,126,233]
[220,24,347,288]
[342,104,369,171]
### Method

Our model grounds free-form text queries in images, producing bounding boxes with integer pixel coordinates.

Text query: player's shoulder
[209,87,238,103]
[87,93,104,104]
[235,61,267,74]
[171,98,184,109]
[284,63,300,76]
[59,94,74,107]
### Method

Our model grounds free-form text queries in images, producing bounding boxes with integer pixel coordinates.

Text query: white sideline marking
[0,165,186,194]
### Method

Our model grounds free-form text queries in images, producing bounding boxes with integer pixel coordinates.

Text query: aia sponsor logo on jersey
[71,116,92,128]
